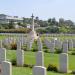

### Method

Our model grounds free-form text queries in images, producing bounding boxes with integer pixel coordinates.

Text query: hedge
[0,28,31,33]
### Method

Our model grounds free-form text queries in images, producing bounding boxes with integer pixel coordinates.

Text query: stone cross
[31,13,34,31]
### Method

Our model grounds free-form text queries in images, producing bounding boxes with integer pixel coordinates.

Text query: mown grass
[0,35,7,40]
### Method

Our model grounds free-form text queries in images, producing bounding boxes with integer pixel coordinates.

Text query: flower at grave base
[10,42,17,50]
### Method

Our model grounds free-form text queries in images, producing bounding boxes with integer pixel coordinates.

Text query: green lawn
[0,35,7,40]
[6,50,75,75]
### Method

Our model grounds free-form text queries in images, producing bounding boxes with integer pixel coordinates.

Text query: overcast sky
[0,0,75,21]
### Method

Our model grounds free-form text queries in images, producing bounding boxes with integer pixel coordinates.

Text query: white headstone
[55,39,62,49]
[59,53,68,73]
[33,66,46,75]
[50,39,55,44]
[72,39,75,48]
[0,48,6,63]
[1,61,12,75]
[62,40,68,53]
[37,38,42,51]
[17,39,21,50]
[36,51,44,66]
[49,41,55,53]
[27,41,33,50]
[0,40,2,48]
[19,36,24,47]
[44,39,50,49]
[68,39,73,50]
[16,50,24,66]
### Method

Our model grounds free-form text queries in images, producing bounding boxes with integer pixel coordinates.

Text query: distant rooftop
[0,14,23,20]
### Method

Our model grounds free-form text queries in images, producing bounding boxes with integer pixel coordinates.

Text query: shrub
[55,48,62,54]
[3,44,11,49]
[43,45,48,49]
[22,45,27,51]
[44,49,49,53]
[10,43,17,50]
[32,48,38,52]
[47,64,58,72]
[71,71,75,74]
[24,64,34,68]
[24,64,29,67]
[11,59,16,65]
[0,28,31,33]
[71,51,75,55]
[29,64,34,68]
[70,48,75,51]
[32,40,38,52]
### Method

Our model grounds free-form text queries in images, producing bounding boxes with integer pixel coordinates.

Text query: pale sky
[0,0,75,21]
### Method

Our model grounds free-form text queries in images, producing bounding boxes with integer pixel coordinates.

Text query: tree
[48,18,58,26]
[8,21,15,29]
[46,26,59,33]
[48,18,51,26]
[35,16,39,21]
[59,18,64,25]
[38,20,48,27]
[64,20,74,27]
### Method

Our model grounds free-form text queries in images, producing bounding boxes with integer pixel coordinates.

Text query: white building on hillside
[0,14,23,24]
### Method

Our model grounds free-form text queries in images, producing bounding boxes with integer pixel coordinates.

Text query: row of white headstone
[1,36,35,51]
[1,33,75,37]
[1,36,75,53]
[2,36,27,47]
[44,38,75,53]
[41,34,75,37]
[0,33,27,37]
